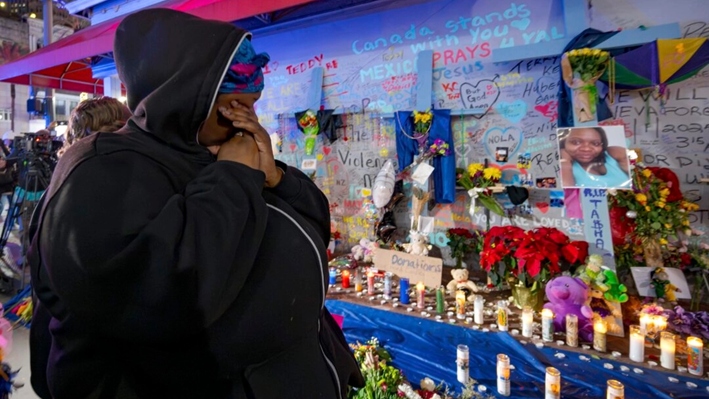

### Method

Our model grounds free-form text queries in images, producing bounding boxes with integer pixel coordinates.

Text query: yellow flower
[659,238,668,246]
[655,201,666,209]
[635,193,647,205]
[664,223,672,229]
[659,188,670,198]
[592,49,601,55]
[645,206,651,212]
[483,167,502,181]
[682,220,690,226]
[467,163,484,176]
[420,113,432,124]
[642,169,652,178]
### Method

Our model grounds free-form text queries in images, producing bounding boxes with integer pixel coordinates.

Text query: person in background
[1,131,16,157]
[29,97,131,399]
[29,8,362,399]
[56,97,131,158]
[559,127,630,188]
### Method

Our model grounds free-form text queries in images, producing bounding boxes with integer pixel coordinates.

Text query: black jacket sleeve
[266,160,330,246]
[40,153,268,343]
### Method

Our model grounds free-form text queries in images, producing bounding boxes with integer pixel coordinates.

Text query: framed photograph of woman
[557,126,631,189]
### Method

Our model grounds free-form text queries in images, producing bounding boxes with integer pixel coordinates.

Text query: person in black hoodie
[28,8,362,399]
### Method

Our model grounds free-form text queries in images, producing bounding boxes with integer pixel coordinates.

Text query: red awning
[0,0,316,94]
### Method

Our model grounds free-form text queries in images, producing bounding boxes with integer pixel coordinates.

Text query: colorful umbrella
[602,38,709,90]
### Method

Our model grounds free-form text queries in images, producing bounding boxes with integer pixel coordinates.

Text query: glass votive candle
[545,367,561,399]
[628,325,645,363]
[660,331,676,370]
[687,336,704,376]
[594,319,607,352]
[566,314,578,347]
[606,379,624,399]
[521,307,534,338]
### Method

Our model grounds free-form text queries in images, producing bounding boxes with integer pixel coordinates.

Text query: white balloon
[372,159,396,208]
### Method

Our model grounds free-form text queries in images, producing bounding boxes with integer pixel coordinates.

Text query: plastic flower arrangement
[480,226,589,289]
[456,163,504,216]
[412,109,433,143]
[664,306,709,341]
[609,165,698,247]
[398,139,452,180]
[446,228,483,269]
[565,48,610,82]
[349,338,404,399]
[297,109,319,155]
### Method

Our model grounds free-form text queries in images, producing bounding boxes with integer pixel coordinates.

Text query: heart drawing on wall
[510,18,531,31]
[482,126,524,159]
[459,78,500,119]
[495,100,527,124]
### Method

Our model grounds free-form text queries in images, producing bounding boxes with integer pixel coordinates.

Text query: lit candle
[653,315,667,333]
[328,268,337,285]
[497,354,511,397]
[416,282,426,309]
[399,278,410,305]
[521,308,534,338]
[436,286,445,314]
[354,268,363,293]
[541,309,554,342]
[566,314,578,348]
[455,290,466,319]
[473,295,484,325]
[367,272,375,295]
[594,319,607,353]
[606,379,624,399]
[457,344,469,384]
[497,300,508,332]
[660,331,675,370]
[545,367,561,399]
[383,272,392,299]
[639,314,652,334]
[341,270,350,289]
[687,336,704,376]
[629,325,644,363]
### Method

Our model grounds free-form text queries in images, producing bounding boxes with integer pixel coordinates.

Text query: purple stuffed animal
[544,276,594,342]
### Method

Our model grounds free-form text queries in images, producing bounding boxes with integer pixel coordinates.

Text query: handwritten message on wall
[253,0,708,253]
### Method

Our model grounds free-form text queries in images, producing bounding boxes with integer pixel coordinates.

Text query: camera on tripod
[13,132,62,158]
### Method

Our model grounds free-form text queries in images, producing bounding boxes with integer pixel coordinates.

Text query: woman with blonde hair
[66,96,131,145]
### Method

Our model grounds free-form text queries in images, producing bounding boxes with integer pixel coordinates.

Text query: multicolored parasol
[602,38,709,91]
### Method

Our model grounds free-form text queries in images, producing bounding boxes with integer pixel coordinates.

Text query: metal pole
[10,84,15,132]
[43,0,55,127]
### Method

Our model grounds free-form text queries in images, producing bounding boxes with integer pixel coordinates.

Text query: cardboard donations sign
[373,248,443,288]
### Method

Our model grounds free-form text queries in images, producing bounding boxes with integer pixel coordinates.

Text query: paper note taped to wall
[373,248,443,288]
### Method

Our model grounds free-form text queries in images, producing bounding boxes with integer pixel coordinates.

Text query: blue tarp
[327,300,709,398]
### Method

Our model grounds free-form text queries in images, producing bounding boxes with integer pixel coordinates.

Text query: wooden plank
[562,0,589,39]
[306,66,323,110]
[415,50,433,111]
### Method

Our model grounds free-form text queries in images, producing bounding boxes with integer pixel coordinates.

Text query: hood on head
[114,9,249,155]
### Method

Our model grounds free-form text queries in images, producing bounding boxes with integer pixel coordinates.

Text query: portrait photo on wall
[557,126,631,189]
[496,147,509,163]
[536,177,557,189]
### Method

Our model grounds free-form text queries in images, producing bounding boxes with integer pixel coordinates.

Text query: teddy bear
[351,238,378,263]
[543,276,594,342]
[447,268,479,299]
[402,230,432,257]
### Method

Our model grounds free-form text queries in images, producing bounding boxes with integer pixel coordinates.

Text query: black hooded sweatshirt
[28,9,362,399]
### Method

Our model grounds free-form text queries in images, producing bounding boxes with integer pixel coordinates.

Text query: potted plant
[480,226,589,310]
